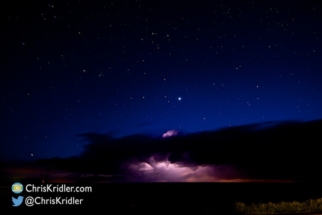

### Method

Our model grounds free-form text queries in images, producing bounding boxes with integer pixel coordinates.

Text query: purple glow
[125,156,244,182]
[162,130,179,138]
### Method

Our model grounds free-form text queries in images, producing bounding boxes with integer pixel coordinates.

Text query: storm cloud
[25,119,322,182]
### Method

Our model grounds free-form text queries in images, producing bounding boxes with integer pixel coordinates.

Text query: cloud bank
[10,119,322,182]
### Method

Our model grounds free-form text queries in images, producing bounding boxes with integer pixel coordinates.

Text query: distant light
[178,97,182,101]
[162,130,179,138]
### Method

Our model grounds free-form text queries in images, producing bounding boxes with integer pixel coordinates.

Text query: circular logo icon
[12,183,23,194]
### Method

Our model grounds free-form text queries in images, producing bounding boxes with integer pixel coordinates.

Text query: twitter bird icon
[12,196,24,207]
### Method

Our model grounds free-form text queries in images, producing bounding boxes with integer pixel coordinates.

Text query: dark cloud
[29,119,322,181]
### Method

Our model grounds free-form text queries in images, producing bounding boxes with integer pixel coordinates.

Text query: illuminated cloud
[162,130,179,138]
[124,155,244,182]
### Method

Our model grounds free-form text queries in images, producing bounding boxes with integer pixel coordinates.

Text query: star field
[1,0,322,160]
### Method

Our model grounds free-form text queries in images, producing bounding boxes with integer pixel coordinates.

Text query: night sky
[1,0,322,164]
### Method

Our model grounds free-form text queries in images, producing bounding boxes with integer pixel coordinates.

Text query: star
[178,97,182,101]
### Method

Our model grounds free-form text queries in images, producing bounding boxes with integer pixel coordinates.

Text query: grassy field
[235,198,322,214]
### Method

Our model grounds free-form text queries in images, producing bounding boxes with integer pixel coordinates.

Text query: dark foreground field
[2,181,322,214]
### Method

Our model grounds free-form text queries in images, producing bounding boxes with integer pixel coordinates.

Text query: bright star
[178,97,182,101]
